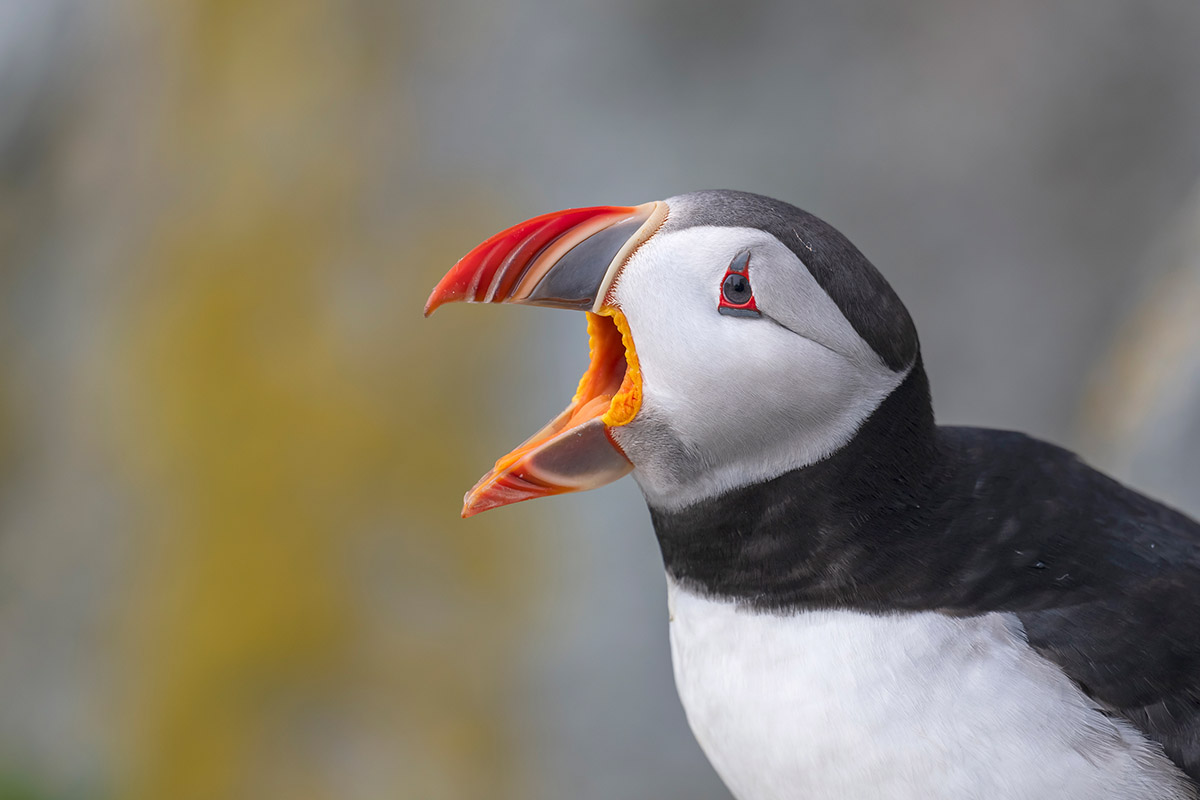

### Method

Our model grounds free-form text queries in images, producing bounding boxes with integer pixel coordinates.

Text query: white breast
[666,579,1193,800]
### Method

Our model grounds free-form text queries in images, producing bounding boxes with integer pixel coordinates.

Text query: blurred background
[1,1,1199,798]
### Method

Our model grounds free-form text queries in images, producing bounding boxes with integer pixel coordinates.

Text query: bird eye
[722,273,753,305]
[717,251,761,318]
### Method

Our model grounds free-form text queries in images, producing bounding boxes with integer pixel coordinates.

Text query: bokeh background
[1,1,1199,798]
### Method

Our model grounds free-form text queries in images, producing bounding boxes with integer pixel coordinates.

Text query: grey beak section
[525,215,655,310]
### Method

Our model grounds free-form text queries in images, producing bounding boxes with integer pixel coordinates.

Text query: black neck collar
[649,359,953,611]
[649,357,1151,614]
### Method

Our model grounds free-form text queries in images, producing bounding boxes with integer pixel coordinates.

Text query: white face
[608,223,911,510]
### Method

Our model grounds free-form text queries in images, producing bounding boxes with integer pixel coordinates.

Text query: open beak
[425,201,667,517]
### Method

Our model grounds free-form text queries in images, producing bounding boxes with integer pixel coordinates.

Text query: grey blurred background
[1,1,1198,798]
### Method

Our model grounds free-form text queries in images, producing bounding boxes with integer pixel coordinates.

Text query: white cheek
[643,322,849,444]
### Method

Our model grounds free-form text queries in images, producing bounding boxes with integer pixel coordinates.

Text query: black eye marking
[717,250,761,318]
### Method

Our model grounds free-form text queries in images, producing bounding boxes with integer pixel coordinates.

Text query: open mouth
[424,200,667,517]
[461,307,641,516]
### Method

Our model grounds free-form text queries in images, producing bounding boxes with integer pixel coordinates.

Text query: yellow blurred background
[1,1,1199,799]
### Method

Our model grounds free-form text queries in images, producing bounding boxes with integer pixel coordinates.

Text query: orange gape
[574,308,643,428]
[595,308,642,428]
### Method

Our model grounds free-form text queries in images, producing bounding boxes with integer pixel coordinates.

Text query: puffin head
[425,190,921,516]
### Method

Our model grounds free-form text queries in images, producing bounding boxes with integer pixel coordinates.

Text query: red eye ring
[717,250,760,318]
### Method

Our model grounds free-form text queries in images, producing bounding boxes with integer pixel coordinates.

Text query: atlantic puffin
[424,190,1200,799]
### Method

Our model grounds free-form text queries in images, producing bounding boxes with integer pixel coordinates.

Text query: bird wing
[1018,578,1200,779]
[941,427,1200,781]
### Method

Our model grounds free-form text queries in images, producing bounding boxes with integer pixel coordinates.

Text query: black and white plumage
[427,190,1200,799]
